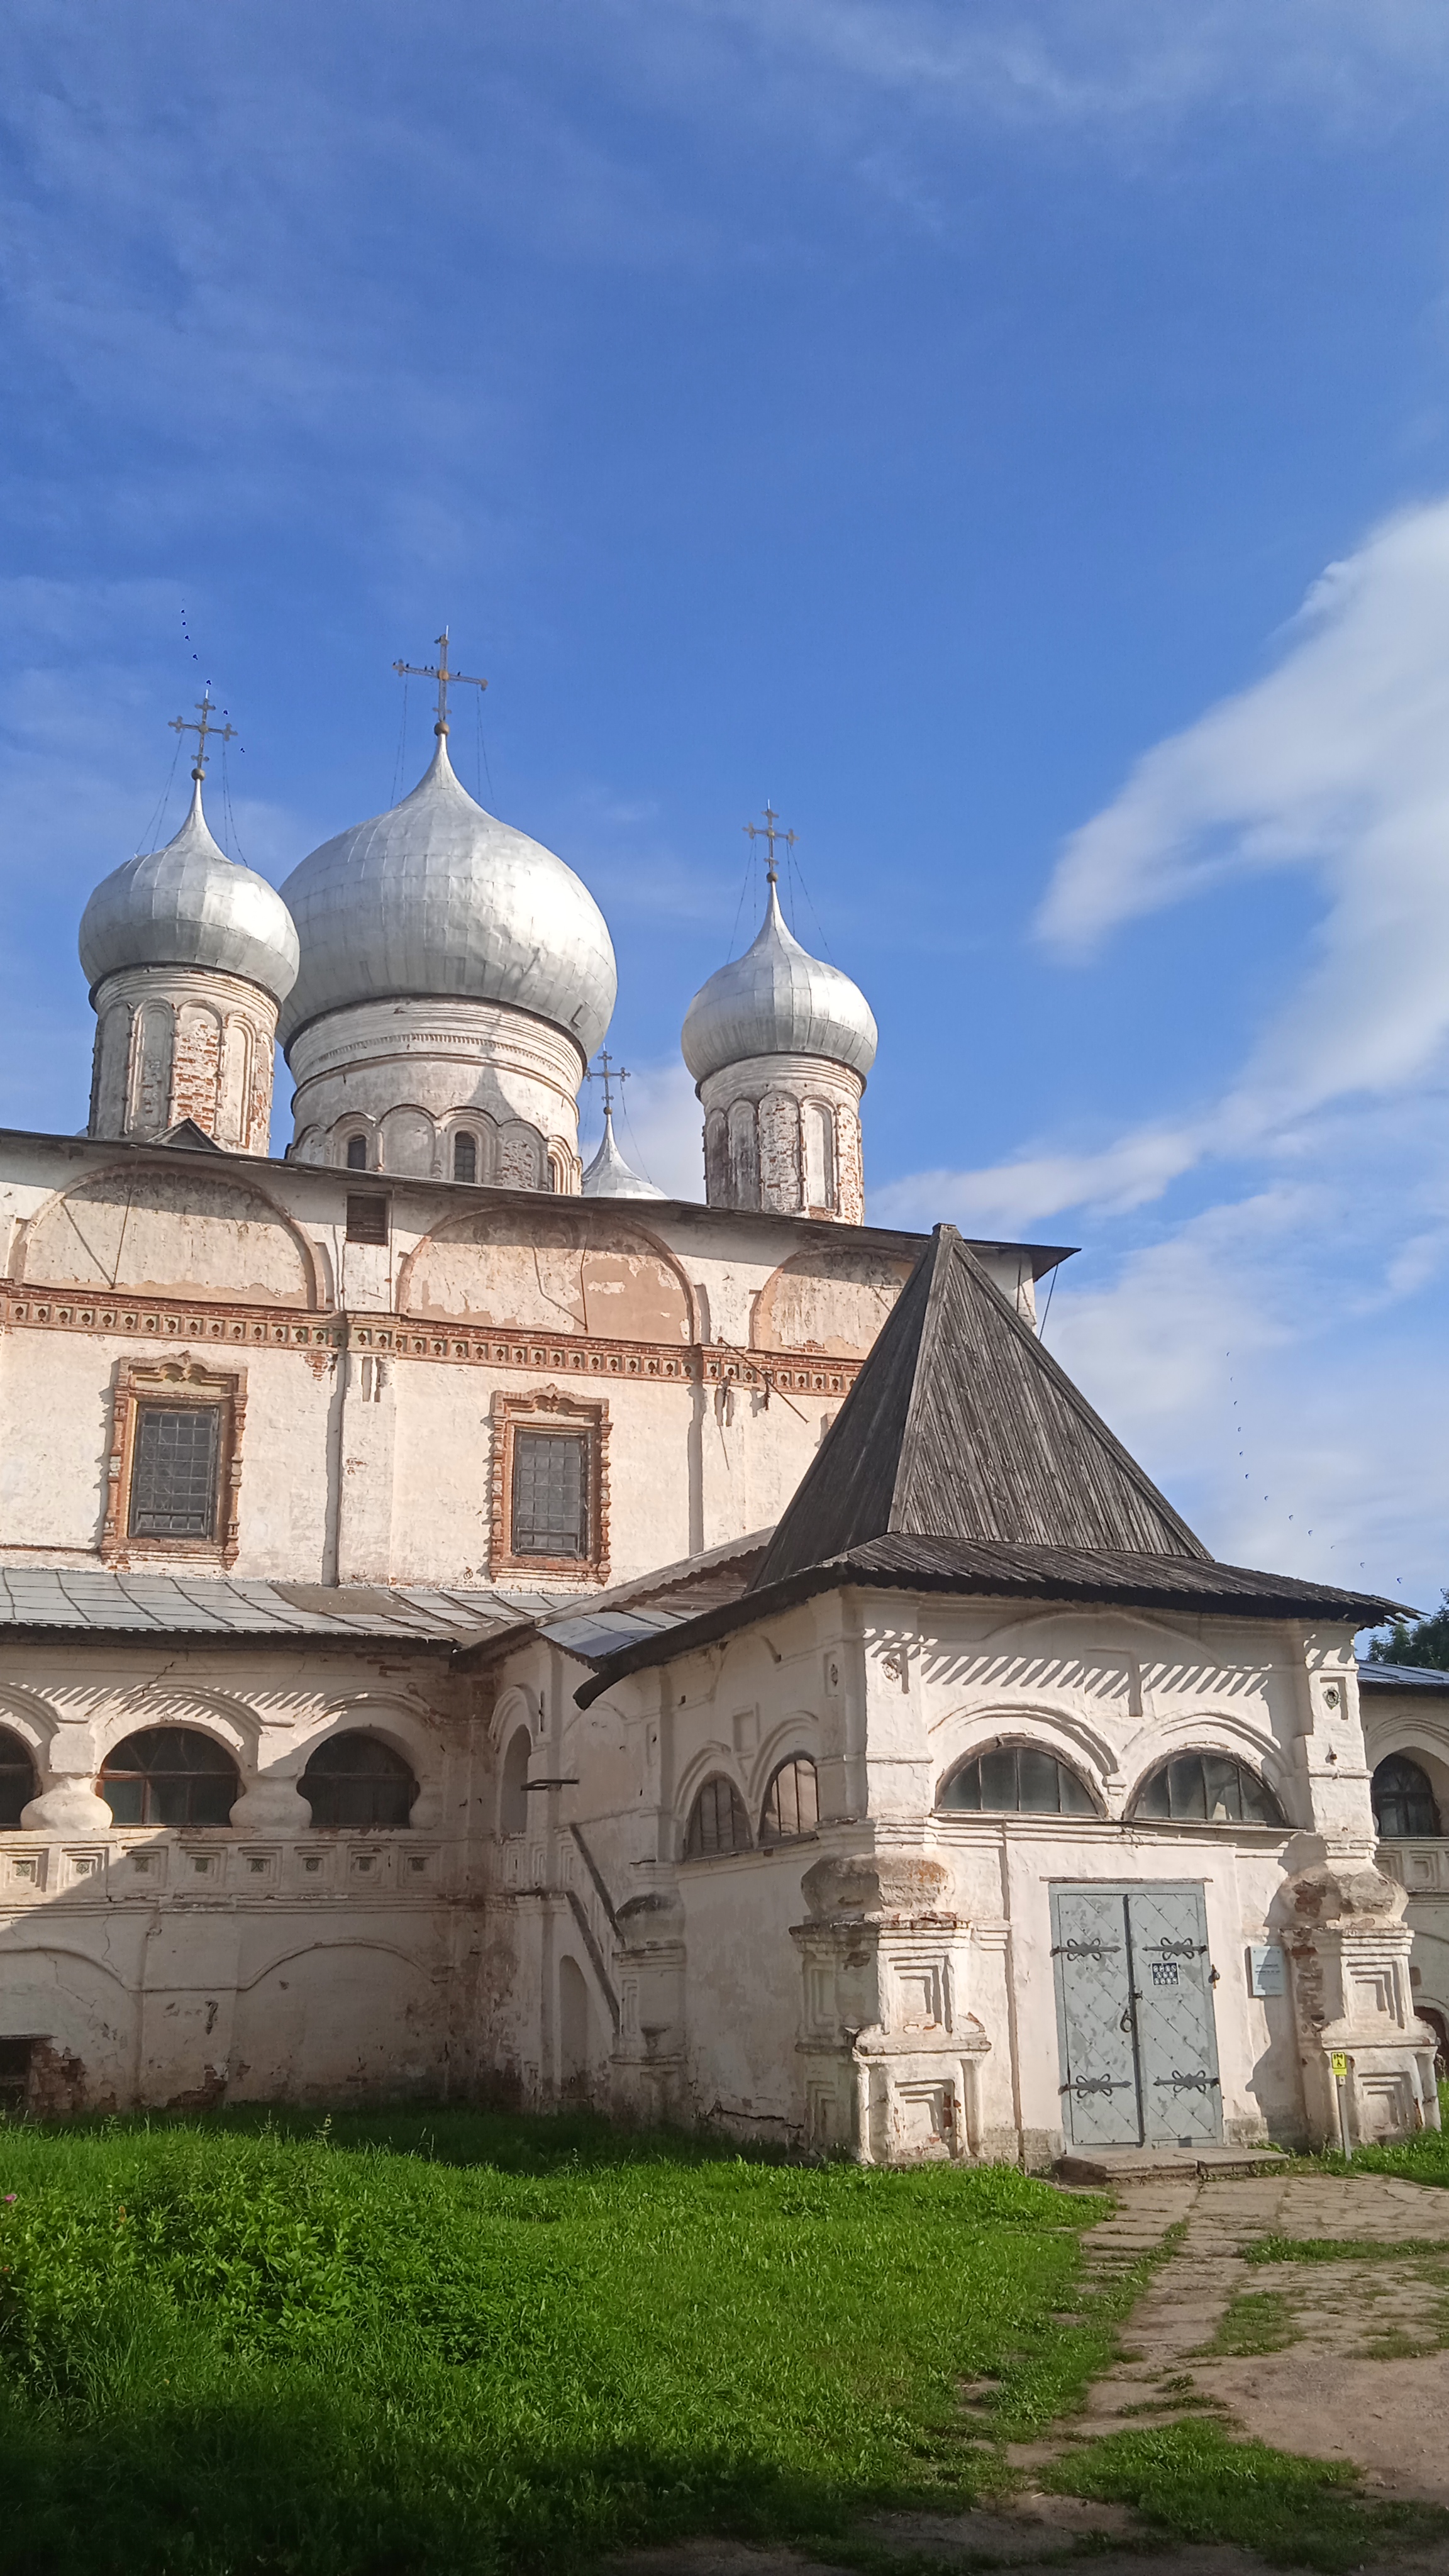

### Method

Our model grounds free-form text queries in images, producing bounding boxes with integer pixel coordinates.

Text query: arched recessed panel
[299,1731,418,1829]
[759,1755,819,1846]
[101,1727,239,1827]
[23,1170,318,1306]
[0,1728,36,1829]
[1372,1754,1440,1839]
[752,1243,915,1358]
[684,1775,751,1860]
[1130,1751,1282,1827]
[938,1744,1096,1816]
[499,1726,531,1836]
[559,1955,591,2092]
[399,1206,692,1340]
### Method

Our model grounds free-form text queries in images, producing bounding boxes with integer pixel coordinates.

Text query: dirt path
[614,2168,1449,2575]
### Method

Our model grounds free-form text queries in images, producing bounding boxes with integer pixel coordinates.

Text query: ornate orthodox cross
[392,628,488,736]
[744,801,796,884]
[169,690,236,781]
[586,1048,630,1117]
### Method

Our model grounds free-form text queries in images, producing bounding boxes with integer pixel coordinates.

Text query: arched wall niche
[98,1691,262,1765]
[750,1713,820,1809]
[750,1244,914,1358]
[489,1684,538,1752]
[0,1685,62,1757]
[674,1742,750,1829]
[1121,1721,1292,1822]
[397,1204,696,1343]
[926,1701,1121,1789]
[16,1165,321,1308]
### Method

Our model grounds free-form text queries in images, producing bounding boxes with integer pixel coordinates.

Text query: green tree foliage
[1368,1591,1449,1671]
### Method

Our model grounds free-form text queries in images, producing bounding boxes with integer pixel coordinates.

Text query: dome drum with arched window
[280,733,615,1190]
[682,846,877,1226]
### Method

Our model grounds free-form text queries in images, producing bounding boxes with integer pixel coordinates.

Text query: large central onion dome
[681,877,877,1086]
[277,736,617,1059]
[79,777,300,1005]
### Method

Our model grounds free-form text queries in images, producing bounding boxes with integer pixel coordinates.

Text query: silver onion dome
[277,735,617,1058]
[581,1109,665,1199]
[681,879,877,1086]
[79,777,300,1005]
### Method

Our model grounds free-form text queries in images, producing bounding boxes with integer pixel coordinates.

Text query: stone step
[1055,2145,1287,2187]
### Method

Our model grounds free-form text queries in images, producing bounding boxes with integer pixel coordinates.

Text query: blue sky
[4,1,1449,1610]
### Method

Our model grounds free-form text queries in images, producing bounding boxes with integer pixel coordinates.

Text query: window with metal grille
[0,2038,33,2114]
[1130,1751,1282,1826]
[345,1134,369,1170]
[684,1775,751,1858]
[100,1726,239,1827]
[453,1131,477,1183]
[759,1755,819,1846]
[300,1729,418,1829]
[0,1727,35,1829]
[1372,1754,1440,1839]
[346,1193,389,1243]
[128,1406,221,1539]
[510,1430,589,1557]
[938,1744,1097,1816]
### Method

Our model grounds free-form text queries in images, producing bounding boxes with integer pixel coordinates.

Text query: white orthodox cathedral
[0,658,1445,2168]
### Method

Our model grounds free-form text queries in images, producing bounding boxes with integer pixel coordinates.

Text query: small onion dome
[681,878,877,1087]
[277,734,617,1060]
[581,1109,665,1199]
[79,777,300,1005]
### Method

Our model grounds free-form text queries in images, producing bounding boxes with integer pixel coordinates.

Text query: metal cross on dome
[392,628,488,736]
[169,690,236,780]
[744,801,796,884]
[586,1049,630,1116]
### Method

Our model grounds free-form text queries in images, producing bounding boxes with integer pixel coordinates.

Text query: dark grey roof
[455,1530,774,1670]
[575,1538,1406,1707]
[1358,1660,1449,1691]
[750,1225,1205,1593]
[0,1568,553,1646]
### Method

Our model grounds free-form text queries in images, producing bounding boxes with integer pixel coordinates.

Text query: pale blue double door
[1050,1883,1222,2148]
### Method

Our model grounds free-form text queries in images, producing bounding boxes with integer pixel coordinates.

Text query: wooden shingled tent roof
[749,1223,1207,1593]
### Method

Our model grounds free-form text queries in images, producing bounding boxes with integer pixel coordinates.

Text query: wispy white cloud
[659,0,1449,133]
[878,496,1449,1235]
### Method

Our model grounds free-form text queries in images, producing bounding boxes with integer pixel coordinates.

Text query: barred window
[684,1775,751,1859]
[938,1745,1096,1816]
[511,1430,589,1558]
[128,1406,220,1540]
[346,1193,388,1243]
[760,1755,819,1846]
[101,1727,238,1827]
[1130,1752,1282,1826]
[301,1731,418,1829]
[453,1132,477,1183]
[0,1727,36,1829]
[1372,1755,1440,1840]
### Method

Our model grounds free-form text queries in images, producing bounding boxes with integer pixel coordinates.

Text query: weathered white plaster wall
[474,1585,1409,2162]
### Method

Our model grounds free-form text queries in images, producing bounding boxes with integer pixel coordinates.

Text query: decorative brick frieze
[0,1289,863,1395]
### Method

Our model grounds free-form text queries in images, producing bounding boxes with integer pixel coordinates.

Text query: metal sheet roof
[0,1569,556,1645]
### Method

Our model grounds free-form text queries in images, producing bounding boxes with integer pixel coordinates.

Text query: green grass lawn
[0,2106,1114,2576]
